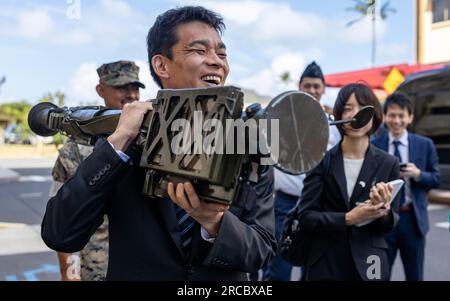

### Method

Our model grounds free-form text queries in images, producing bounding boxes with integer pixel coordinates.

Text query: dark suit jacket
[41,140,276,281]
[371,132,440,235]
[298,143,400,281]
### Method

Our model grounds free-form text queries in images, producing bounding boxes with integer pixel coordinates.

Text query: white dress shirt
[343,158,364,202]
[388,131,413,205]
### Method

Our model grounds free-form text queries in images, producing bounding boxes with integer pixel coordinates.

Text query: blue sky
[0,0,414,107]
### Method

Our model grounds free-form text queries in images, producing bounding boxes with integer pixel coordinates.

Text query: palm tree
[279,71,291,86]
[54,91,66,107]
[346,0,396,67]
[0,76,5,94]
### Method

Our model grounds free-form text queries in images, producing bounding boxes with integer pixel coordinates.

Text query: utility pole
[346,0,396,68]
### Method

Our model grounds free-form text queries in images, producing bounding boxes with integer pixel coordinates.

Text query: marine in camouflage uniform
[49,60,145,281]
[49,140,109,281]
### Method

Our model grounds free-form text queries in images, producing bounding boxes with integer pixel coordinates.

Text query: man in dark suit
[372,93,440,281]
[41,6,276,281]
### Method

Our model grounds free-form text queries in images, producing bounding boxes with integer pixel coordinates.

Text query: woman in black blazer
[299,83,400,281]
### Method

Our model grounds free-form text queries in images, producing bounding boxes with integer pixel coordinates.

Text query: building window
[432,0,450,23]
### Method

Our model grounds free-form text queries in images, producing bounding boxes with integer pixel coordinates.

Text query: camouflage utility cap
[97,60,145,88]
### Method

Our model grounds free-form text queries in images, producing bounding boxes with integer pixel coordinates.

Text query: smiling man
[41,6,276,281]
[96,60,144,107]
[148,21,228,89]
[372,93,440,281]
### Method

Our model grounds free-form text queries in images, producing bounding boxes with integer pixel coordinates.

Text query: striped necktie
[174,203,196,255]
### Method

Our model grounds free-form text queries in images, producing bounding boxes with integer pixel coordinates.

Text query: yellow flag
[384,67,405,94]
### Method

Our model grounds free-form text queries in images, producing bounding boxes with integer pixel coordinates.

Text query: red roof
[324,63,445,91]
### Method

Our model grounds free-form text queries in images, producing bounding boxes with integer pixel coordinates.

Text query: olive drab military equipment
[29,86,330,204]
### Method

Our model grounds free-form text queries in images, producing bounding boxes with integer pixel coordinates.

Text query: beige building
[416,0,450,64]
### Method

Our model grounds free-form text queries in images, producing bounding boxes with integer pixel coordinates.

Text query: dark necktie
[174,203,196,255]
[393,140,406,206]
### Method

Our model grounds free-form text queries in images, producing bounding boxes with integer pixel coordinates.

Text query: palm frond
[346,5,370,14]
[346,15,366,27]
[380,1,396,19]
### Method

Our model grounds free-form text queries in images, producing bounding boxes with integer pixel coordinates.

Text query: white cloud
[66,60,161,106]
[67,62,100,106]
[51,30,93,45]
[196,0,327,43]
[203,1,272,25]
[100,0,134,17]
[378,42,410,62]
[1,0,147,47]
[271,52,306,80]
[238,69,273,96]
[185,0,391,94]
[321,87,339,109]
[134,60,161,101]
[17,9,54,39]
[339,17,387,44]
[187,0,389,55]
[238,51,306,97]
[253,7,326,42]
[1,0,406,107]
[69,0,148,48]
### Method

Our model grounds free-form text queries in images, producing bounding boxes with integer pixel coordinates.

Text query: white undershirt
[343,158,364,202]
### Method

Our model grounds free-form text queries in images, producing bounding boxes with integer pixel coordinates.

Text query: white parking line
[0,222,26,229]
[19,192,43,198]
[0,224,50,256]
[18,176,52,182]
[435,222,450,230]
[428,204,450,211]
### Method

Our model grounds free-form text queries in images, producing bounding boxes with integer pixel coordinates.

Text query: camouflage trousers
[80,216,109,281]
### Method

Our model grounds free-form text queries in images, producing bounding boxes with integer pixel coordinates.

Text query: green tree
[54,91,65,107]
[39,92,54,104]
[40,91,65,107]
[0,100,33,140]
[0,91,67,146]
[280,71,291,85]
[279,71,293,90]
[346,0,396,67]
[0,100,32,126]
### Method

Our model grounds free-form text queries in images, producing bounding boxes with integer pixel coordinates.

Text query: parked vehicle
[3,124,50,144]
[396,66,450,189]
[4,124,28,144]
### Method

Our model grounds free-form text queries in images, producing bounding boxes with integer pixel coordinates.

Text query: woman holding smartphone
[298,83,400,281]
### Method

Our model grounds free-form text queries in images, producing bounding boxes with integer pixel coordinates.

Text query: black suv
[396,66,450,189]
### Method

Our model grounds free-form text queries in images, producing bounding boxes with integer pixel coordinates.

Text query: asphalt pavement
[0,159,449,281]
